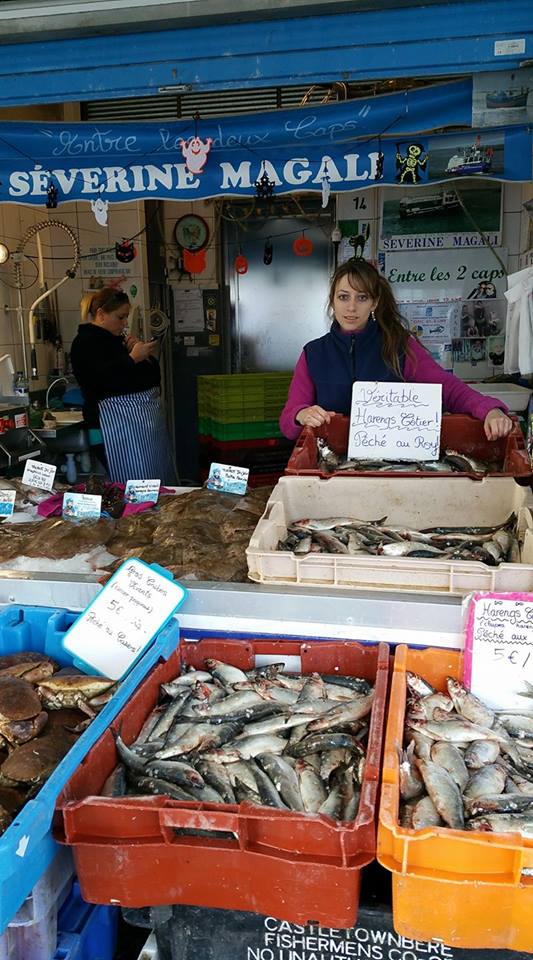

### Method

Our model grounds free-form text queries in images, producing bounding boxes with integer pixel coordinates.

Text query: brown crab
[0,676,48,746]
[36,675,116,717]
[0,652,57,684]
[1,729,77,785]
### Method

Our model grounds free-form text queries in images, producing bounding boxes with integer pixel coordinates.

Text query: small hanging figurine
[91,195,109,227]
[46,179,58,209]
[255,162,275,199]
[320,159,331,208]
[179,111,213,174]
[293,233,314,257]
[115,239,137,263]
[263,238,273,265]
[234,253,249,275]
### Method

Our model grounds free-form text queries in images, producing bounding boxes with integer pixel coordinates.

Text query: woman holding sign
[71,288,176,483]
[280,260,512,441]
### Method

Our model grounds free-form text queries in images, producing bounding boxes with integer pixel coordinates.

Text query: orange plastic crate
[377,645,533,952]
[55,637,389,929]
[285,413,531,480]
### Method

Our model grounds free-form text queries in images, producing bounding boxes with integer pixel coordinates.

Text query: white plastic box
[0,848,74,960]
[246,476,533,596]
[468,382,532,412]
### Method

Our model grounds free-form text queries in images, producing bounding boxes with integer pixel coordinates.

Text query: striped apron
[98,388,176,484]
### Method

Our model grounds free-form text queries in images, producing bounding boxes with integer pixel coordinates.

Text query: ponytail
[80,287,130,323]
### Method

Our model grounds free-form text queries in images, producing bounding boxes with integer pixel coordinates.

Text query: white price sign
[62,558,187,680]
[464,592,533,710]
[348,381,442,461]
[22,459,57,492]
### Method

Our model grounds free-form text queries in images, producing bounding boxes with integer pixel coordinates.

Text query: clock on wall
[174,214,210,252]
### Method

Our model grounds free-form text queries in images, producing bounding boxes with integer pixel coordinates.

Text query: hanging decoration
[183,248,207,274]
[330,223,342,269]
[254,162,275,199]
[234,252,249,275]
[293,233,314,257]
[263,238,273,266]
[320,159,331,208]
[129,284,138,298]
[115,239,137,263]
[179,111,213,175]
[90,195,109,227]
[46,177,58,209]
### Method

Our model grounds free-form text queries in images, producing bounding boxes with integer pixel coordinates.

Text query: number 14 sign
[464,592,533,710]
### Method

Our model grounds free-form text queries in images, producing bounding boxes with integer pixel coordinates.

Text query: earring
[370,310,376,323]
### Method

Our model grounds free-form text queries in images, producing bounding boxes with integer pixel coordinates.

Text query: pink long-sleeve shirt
[279,336,507,440]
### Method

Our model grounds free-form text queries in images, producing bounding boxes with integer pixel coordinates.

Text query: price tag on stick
[464,592,533,710]
[62,558,187,680]
[348,381,442,461]
[22,459,57,492]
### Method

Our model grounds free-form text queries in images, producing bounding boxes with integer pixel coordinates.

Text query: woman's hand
[130,340,158,363]
[296,405,336,429]
[124,334,139,353]
[484,407,513,440]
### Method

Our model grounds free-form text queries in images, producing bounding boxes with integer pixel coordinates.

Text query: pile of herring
[104,658,374,821]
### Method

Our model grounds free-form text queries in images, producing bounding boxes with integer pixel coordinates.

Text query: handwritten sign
[464,592,533,710]
[62,492,102,520]
[62,558,187,680]
[207,462,249,495]
[0,489,16,517]
[22,459,56,492]
[348,381,442,461]
[124,479,160,504]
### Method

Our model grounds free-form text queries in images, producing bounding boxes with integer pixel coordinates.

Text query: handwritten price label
[62,558,187,680]
[348,381,442,461]
[464,592,533,709]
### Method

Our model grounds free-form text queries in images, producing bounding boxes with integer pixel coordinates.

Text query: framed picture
[174,214,210,252]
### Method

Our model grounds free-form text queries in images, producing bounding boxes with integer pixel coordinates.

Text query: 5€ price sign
[62,558,187,680]
[464,592,533,709]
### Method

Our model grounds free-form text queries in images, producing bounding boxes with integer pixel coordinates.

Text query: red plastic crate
[55,638,389,929]
[285,413,531,480]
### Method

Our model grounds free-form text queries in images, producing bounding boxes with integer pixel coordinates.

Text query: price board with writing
[464,592,533,710]
[62,558,187,680]
[348,381,442,461]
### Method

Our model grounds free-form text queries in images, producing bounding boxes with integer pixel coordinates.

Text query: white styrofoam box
[0,847,74,960]
[246,476,533,596]
[470,382,532,412]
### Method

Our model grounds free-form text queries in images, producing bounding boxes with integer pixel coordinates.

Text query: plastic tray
[285,414,531,480]
[246,475,533,596]
[378,644,533,951]
[56,637,389,929]
[0,603,180,934]
[469,381,532,412]
[0,848,74,960]
[53,882,118,960]
[197,419,283,441]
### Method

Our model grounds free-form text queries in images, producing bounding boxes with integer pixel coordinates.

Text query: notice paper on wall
[464,592,533,710]
[62,558,187,680]
[348,381,442,461]
[0,489,16,517]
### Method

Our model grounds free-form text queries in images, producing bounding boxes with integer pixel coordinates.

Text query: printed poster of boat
[380,181,502,249]
[473,69,533,128]
[427,132,505,182]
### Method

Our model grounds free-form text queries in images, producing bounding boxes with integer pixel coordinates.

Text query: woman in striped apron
[71,288,176,484]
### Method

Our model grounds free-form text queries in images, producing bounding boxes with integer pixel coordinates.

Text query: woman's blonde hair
[328,260,413,378]
[80,287,130,323]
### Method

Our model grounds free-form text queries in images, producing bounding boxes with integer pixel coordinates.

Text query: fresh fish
[416,693,454,721]
[500,715,533,740]
[195,760,236,803]
[409,729,433,760]
[131,776,193,801]
[150,691,191,740]
[296,759,328,812]
[465,793,533,818]
[463,764,507,800]
[227,760,260,795]
[297,673,326,702]
[322,675,372,695]
[467,813,533,833]
[411,794,443,829]
[145,759,204,788]
[217,735,288,761]
[416,759,464,829]
[464,739,501,769]
[306,692,374,732]
[318,780,343,820]
[163,670,212,689]
[420,515,515,536]
[399,741,425,801]
[320,747,349,783]
[408,718,507,744]
[113,731,149,775]
[446,678,495,728]
[250,762,288,809]
[430,741,469,792]
[101,763,127,797]
[256,754,304,811]
[294,536,312,555]
[204,659,248,686]
[155,722,242,759]
[288,732,363,758]
[380,542,445,557]
[191,690,263,717]
[406,672,435,697]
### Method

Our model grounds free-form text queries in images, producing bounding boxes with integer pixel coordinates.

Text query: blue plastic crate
[0,600,181,934]
[52,882,117,960]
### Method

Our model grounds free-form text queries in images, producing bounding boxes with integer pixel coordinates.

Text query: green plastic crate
[202,420,283,441]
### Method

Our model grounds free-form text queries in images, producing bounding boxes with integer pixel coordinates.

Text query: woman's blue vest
[304,320,403,414]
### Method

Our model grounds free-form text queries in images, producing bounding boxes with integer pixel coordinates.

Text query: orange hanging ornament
[183,248,207,274]
[293,234,314,257]
[234,253,249,275]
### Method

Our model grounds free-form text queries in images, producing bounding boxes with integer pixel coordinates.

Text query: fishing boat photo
[486,86,529,109]
[445,137,493,176]
[399,189,461,218]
